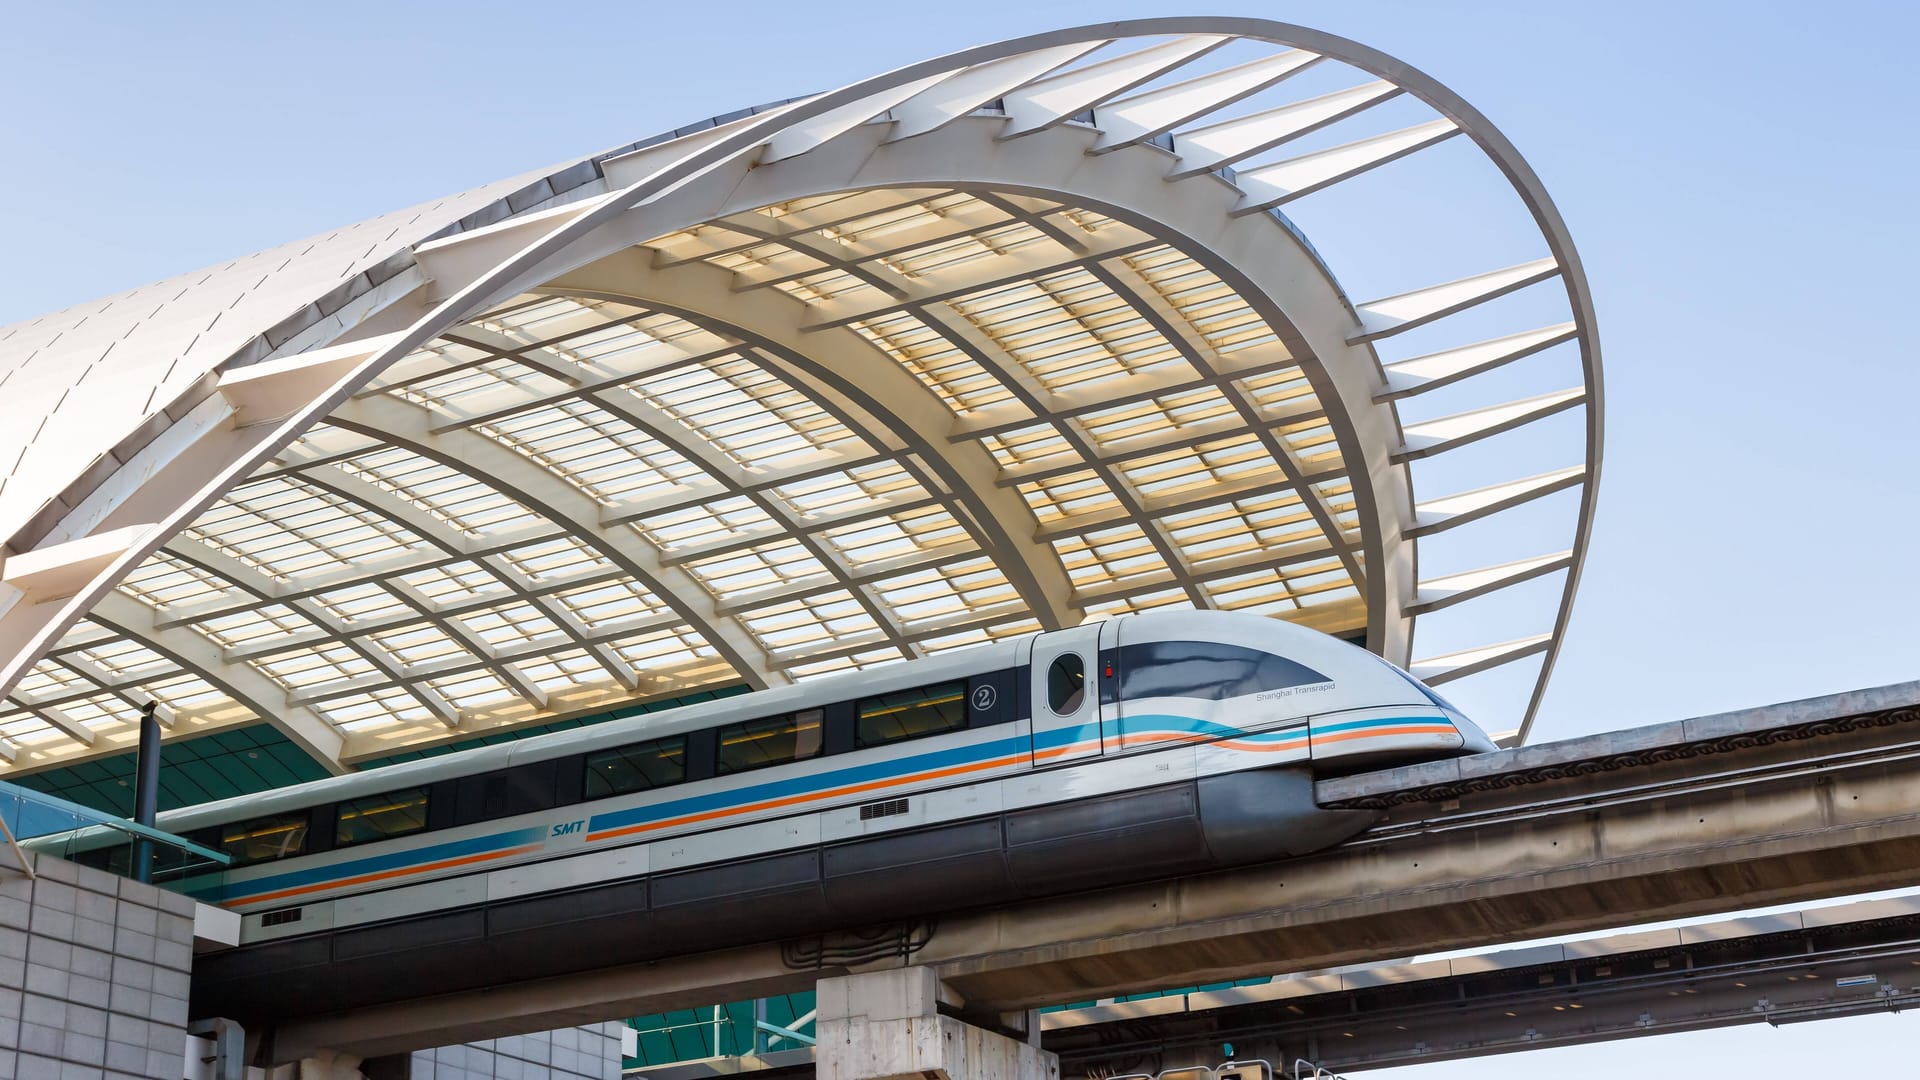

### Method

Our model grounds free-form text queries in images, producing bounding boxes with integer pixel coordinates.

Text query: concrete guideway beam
[901,687,1920,1010]
[1046,892,1920,1075]
[266,940,814,1063]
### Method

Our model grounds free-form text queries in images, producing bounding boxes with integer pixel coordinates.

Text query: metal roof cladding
[0,19,1601,777]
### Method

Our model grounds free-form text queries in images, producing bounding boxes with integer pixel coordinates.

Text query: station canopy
[0,18,1601,780]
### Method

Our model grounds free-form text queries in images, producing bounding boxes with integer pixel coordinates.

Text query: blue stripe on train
[1312,713,1451,736]
[189,826,549,903]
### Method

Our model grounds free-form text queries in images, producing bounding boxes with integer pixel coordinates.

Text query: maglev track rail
[1322,699,1920,864]
[1322,694,1920,812]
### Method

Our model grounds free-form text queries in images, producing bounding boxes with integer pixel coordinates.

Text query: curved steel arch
[0,18,1600,772]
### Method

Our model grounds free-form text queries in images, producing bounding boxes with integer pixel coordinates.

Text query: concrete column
[0,851,196,1079]
[296,1049,365,1078]
[816,967,1058,1080]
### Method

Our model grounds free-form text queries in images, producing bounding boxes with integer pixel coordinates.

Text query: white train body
[174,610,1494,1021]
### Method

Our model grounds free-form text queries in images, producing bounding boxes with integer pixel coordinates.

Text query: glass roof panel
[686,539,832,606]
[819,506,972,570]
[767,460,926,522]
[1053,524,1173,595]
[1,184,1417,773]
[745,590,886,661]
[483,399,707,506]
[949,268,1193,395]
[630,496,779,556]
[620,355,863,471]
[851,312,1018,415]
[553,579,674,632]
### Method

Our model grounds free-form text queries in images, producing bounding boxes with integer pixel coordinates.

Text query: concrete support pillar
[291,1049,365,1078]
[816,967,1059,1080]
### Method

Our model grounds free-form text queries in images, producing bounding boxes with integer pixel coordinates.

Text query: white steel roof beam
[215,563,632,664]
[328,396,780,691]
[886,42,1110,142]
[916,306,1208,608]
[439,331,586,387]
[766,603,1032,671]
[1407,466,1586,538]
[650,190,970,270]
[1349,257,1561,344]
[1230,119,1459,216]
[1407,551,1574,617]
[1376,323,1578,402]
[724,208,1048,295]
[469,552,644,693]
[86,591,349,773]
[291,468,604,706]
[713,546,988,620]
[999,35,1232,139]
[718,224,910,300]
[575,389,914,661]
[148,506,569,630]
[1090,258,1365,591]
[30,652,176,731]
[158,539,467,729]
[282,609,690,709]
[151,538,549,631]
[1072,533,1344,602]
[1412,634,1553,686]
[1032,467,1344,542]
[362,305,697,398]
[423,339,745,436]
[545,253,1081,635]
[760,78,958,164]
[799,232,1160,332]
[953,358,1307,444]
[595,449,889,529]
[655,490,941,567]
[1393,388,1585,462]
[1168,80,1402,179]
[1089,49,1322,154]
[21,705,97,748]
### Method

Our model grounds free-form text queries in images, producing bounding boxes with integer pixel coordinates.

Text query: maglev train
[177,609,1495,1022]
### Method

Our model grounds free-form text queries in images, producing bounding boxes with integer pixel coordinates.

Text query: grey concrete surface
[0,852,195,1080]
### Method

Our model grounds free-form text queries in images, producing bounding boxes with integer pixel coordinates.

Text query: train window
[335,787,431,848]
[855,681,967,749]
[584,736,688,799]
[1118,641,1328,702]
[219,811,310,867]
[455,760,559,826]
[715,709,824,776]
[1046,655,1085,715]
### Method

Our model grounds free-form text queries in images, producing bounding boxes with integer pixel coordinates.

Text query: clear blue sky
[4,1,1918,1073]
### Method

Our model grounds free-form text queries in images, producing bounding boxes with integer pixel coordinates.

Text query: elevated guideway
[1045,892,1920,1075]
[257,678,1920,1061]
[614,892,1920,1078]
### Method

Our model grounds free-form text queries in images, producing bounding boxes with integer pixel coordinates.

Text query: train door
[1027,624,1105,766]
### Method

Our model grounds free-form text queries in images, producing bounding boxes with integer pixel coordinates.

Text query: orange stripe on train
[232,843,545,907]
[1312,724,1457,745]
